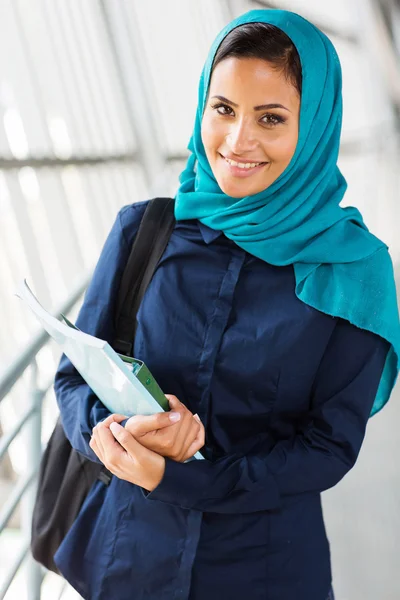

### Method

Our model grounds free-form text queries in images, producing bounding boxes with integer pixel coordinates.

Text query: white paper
[15,279,164,416]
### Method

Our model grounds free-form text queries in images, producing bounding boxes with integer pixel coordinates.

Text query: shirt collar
[198,220,223,245]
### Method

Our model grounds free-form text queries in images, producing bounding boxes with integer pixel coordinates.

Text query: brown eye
[211,103,234,116]
[261,113,285,126]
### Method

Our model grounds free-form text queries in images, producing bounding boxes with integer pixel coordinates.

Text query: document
[16,280,203,460]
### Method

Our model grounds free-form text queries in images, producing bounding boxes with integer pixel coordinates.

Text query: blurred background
[0,1,399,599]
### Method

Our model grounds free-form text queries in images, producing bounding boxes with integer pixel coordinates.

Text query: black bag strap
[113,197,175,356]
[30,197,176,574]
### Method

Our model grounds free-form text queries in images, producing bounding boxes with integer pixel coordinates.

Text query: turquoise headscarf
[174,9,400,415]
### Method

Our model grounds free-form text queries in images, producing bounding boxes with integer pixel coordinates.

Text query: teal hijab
[175,9,400,415]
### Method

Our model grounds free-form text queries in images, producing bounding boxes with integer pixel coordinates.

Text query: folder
[60,313,169,412]
[15,280,203,460]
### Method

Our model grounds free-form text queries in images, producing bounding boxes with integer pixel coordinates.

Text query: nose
[226,118,258,155]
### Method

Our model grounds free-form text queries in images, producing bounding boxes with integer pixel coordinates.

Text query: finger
[177,421,201,461]
[109,422,148,459]
[166,396,195,424]
[96,422,126,468]
[182,429,205,461]
[165,395,183,410]
[126,411,181,437]
[89,436,103,461]
[167,407,200,458]
[182,414,201,445]
[182,421,205,461]
[90,434,107,464]
[92,425,105,459]
[101,414,129,428]
[96,421,123,451]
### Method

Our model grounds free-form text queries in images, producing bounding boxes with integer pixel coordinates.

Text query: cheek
[201,115,224,157]
[268,129,298,165]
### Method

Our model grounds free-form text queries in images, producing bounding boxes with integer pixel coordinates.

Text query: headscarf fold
[175,9,400,415]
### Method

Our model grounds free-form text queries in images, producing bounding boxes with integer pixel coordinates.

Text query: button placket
[196,249,246,428]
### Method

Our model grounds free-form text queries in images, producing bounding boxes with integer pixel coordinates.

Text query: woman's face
[201,57,300,198]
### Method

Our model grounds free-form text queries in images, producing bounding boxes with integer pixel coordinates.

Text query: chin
[218,179,265,198]
[220,187,245,198]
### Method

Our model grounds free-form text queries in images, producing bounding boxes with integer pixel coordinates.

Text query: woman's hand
[126,395,205,461]
[99,395,205,462]
[90,419,165,492]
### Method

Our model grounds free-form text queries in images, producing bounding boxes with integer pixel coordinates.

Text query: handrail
[0,275,89,403]
[0,274,90,599]
[0,404,37,462]
[0,541,31,600]
[0,151,138,170]
[0,469,38,531]
[0,467,39,534]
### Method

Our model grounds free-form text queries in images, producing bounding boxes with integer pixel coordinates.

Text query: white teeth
[224,157,263,169]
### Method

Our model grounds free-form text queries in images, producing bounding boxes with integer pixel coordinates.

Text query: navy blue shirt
[54,200,389,600]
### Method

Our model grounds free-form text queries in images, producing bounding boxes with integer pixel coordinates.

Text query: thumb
[102,413,129,428]
[165,395,183,410]
[109,422,146,457]
[126,411,181,437]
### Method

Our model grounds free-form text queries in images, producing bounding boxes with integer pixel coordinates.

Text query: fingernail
[169,411,181,422]
[193,414,201,423]
[110,422,122,434]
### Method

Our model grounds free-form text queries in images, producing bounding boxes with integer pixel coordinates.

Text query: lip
[219,153,269,178]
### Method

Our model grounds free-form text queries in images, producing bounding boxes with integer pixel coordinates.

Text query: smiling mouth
[218,153,269,177]
[219,153,268,170]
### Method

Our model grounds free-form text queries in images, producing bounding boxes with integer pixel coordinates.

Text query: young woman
[53,9,400,600]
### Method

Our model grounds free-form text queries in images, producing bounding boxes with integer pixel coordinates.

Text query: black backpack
[31,197,175,573]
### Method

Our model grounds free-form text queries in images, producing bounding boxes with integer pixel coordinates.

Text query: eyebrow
[211,95,291,113]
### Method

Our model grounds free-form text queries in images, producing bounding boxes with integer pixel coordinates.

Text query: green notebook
[115,354,169,412]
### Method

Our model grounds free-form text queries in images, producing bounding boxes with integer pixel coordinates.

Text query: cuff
[144,458,198,508]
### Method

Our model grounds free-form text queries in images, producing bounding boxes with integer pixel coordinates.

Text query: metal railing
[0,277,88,600]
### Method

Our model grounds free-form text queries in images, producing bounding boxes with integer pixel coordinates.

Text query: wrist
[146,455,166,492]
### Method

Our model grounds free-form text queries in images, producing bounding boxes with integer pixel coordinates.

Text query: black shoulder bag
[31,197,175,573]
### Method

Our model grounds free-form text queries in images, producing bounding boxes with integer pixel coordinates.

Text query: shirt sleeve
[54,202,147,462]
[147,318,390,514]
